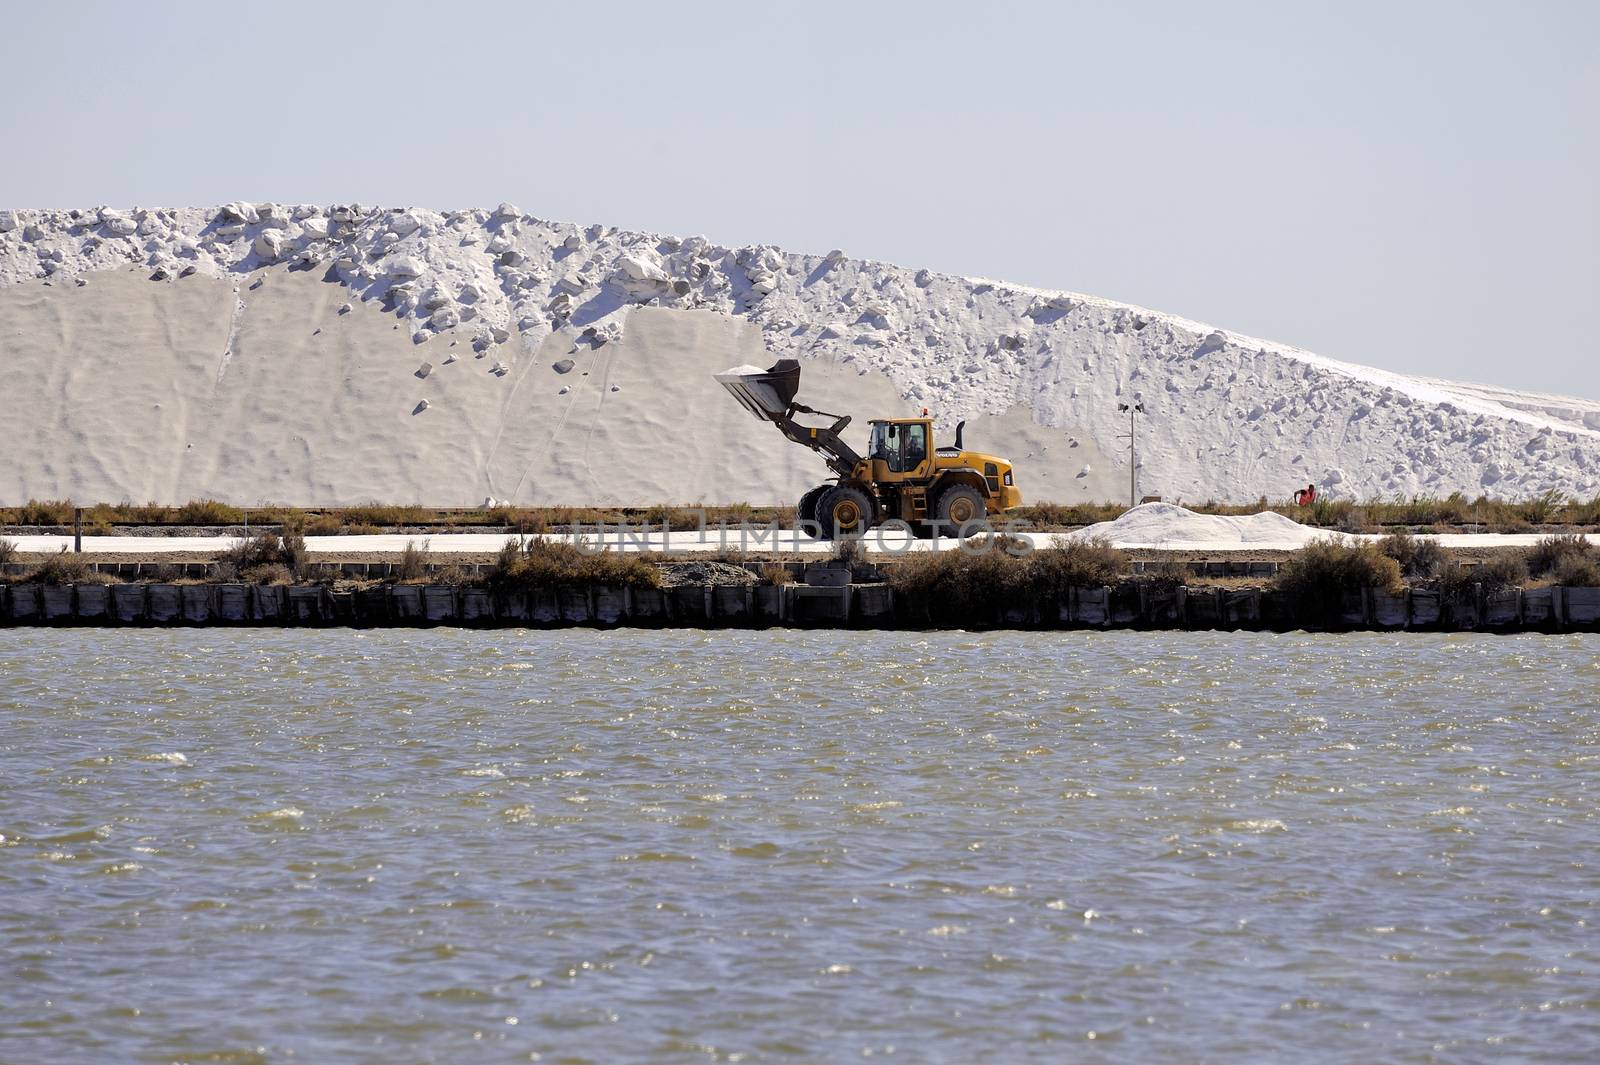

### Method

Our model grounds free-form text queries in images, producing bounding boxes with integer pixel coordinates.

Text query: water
[1,630,1597,1064]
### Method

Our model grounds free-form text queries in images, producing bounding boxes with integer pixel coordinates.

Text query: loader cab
[867,419,934,481]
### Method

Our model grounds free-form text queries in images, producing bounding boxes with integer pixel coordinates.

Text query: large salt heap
[1,202,1598,505]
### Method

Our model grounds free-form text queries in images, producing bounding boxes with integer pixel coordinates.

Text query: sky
[2,0,1595,398]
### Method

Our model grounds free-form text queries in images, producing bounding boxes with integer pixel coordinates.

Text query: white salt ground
[1074,502,1327,548]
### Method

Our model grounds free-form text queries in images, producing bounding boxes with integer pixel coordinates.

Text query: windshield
[868,423,895,461]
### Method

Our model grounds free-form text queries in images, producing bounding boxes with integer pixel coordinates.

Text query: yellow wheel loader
[716,359,1023,538]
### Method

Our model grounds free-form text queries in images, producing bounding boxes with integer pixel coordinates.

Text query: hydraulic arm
[714,359,862,476]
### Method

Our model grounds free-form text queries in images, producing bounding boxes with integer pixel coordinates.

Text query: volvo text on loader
[716,359,1023,538]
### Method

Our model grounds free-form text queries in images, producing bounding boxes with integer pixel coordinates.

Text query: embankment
[4,579,1598,633]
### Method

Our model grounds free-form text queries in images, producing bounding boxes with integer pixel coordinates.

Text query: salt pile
[3,201,1600,503]
[1076,502,1327,548]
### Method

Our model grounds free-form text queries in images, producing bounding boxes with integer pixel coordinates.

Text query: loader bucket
[715,359,802,421]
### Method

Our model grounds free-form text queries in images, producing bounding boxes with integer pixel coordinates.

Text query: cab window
[889,424,927,473]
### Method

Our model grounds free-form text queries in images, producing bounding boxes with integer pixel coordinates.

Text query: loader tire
[816,485,873,540]
[797,484,830,528]
[934,483,987,537]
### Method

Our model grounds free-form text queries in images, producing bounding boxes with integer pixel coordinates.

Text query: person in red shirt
[1293,483,1317,506]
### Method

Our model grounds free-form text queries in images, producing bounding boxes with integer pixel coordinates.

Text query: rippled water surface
[2,630,1597,1063]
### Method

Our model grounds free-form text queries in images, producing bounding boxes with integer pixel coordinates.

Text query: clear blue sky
[3,0,1595,397]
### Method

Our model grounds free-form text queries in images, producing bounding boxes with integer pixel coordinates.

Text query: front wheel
[816,484,874,540]
[797,484,830,527]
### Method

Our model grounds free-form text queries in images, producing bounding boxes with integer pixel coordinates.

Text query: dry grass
[0,537,15,568]
[1011,502,1125,528]
[336,503,432,527]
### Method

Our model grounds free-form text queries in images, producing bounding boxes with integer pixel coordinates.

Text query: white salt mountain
[1,202,1597,506]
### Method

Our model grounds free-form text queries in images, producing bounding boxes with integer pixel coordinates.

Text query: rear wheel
[934,483,987,537]
[797,484,830,527]
[816,484,874,540]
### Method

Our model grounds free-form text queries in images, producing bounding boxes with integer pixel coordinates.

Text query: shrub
[1479,553,1529,592]
[486,537,660,590]
[1378,531,1448,579]
[1032,536,1127,595]
[29,549,92,585]
[240,563,294,585]
[398,540,430,581]
[1553,554,1600,586]
[888,545,1029,622]
[219,529,311,575]
[432,564,472,587]
[175,499,244,525]
[1140,557,1191,589]
[1438,554,1528,597]
[279,520,309,577]
[1275,538,1403,619]
[887,535,1120,622]
[759,562,795,586]
[304,514,343,536]
[16,499,74,526]
[1526,534,1594,576]
[0,537,15,567]
[832,536,863,565]
[219,533,285,570]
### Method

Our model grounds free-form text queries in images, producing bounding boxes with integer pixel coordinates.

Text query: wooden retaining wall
[2,582,1599,631]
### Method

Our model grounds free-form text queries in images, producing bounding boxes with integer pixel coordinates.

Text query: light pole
[1116,402,1144,508]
